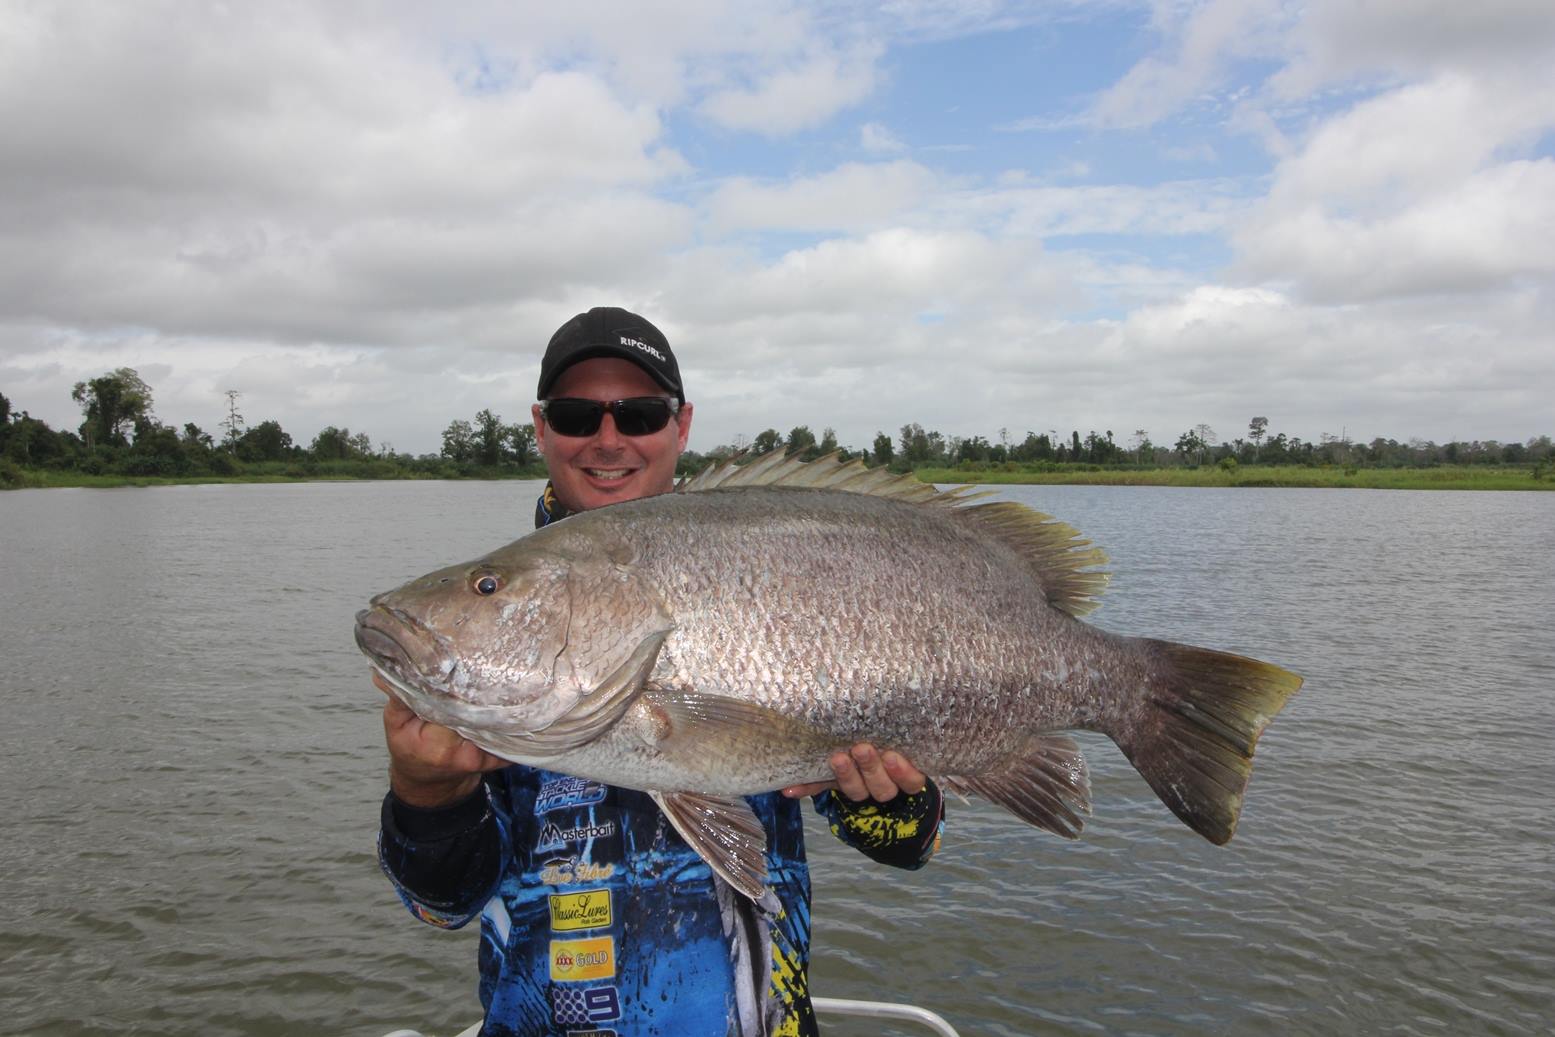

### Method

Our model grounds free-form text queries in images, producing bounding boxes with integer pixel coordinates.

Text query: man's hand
[376,672,508,808]
[781,743,927,803]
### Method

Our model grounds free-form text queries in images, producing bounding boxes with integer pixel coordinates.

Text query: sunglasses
[540,396,681,438]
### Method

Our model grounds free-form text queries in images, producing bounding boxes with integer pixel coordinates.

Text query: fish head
[355,531,674,740]
[355,543,580,734]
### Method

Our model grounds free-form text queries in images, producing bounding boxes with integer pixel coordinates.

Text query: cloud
[859,121,907,152]
[1088,0,1287,129]
[1271,0,1555,96]
[699,44,882,134]
[2,0,1550,460]
[705,161,939,234]
[1234,73,1555,301]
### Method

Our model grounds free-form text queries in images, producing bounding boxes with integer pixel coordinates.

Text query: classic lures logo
[549,890,612,932]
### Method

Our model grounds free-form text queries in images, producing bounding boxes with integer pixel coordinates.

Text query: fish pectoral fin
[943,734,1092,839]
[640,689,837,760]
[521,629,670,756]
[650,790,770,902]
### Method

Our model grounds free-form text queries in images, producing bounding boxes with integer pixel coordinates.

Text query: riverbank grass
[913,464,1553,490]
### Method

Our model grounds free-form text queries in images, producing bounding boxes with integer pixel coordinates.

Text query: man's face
[533,357,693,513]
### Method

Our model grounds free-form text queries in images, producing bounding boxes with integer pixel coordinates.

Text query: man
[377,307,945,1037]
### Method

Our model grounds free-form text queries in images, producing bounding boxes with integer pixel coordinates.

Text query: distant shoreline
[5,462,1550,491]
[914,464,1553,491]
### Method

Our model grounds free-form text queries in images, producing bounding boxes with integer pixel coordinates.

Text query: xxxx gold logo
[550,935,615,982]
[550,890,612,932]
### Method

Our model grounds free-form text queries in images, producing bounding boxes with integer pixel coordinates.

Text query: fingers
[880,749,928,795]
[830,744,910,802]
[787,744,931,802]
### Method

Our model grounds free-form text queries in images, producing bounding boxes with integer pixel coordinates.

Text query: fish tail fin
[1116,640,1303,844]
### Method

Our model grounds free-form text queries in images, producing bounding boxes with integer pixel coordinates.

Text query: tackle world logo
[536,819,616,852]
[549,890,612,932]
[540,857,616,886]
[619,334,666,362]
[536,776,607,814]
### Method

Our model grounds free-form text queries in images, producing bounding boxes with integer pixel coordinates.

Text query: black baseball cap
[537,306,684,403]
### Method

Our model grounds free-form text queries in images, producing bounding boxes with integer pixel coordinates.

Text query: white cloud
[705,161,939,234]
[699,44,882,134]
[1271,0,1555,96]
[1234,73,1555,302]
[860,121,907,152]
[1088,0,1287,129]
[1,0,1551,460]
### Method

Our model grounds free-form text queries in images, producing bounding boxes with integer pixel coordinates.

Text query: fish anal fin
[943,734,1092,838]
[1119,640,1304,845]
[650,790,770,902]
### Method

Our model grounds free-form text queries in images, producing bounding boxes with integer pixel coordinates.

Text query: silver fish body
[357,452,1302,898]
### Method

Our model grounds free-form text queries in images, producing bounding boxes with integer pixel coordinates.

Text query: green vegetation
[0,372,546,489]
[3,375,1551,491]
[913,463,1553,491]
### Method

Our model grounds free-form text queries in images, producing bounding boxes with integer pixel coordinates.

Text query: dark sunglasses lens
[544,398,674,437]
[612,399,674,435]
[545,399,605,437]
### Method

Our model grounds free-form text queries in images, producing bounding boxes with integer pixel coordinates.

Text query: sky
[2,0,1552,457]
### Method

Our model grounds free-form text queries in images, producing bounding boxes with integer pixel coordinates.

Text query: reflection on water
[1,481,1551,1036]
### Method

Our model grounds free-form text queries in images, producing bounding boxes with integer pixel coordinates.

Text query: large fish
[356,451,1302,899]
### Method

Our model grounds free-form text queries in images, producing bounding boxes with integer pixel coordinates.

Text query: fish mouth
[353,605,561,737]
[354,606,447,685]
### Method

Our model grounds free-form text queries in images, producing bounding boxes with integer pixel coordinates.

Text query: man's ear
[674,402,694,452]
[532,402,548,452]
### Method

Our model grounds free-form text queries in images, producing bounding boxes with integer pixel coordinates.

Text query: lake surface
[1,480,1551,1036]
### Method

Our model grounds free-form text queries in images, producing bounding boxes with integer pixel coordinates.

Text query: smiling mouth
[584,467,634,481]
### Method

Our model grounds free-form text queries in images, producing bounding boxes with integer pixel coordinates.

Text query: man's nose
[593,411,625,447]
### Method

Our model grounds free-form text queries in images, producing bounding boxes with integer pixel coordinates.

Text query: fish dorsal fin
[677,448,985,509]
[957,501,1110,617]
[679,449,1109,616]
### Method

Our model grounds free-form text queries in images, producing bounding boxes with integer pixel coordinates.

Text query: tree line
[693,418,1554,473]
[3,368,1551,488]
[0,368,543,484]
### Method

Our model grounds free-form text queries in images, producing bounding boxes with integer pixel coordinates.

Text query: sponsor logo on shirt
[550,984,622,1027]
[550,936,615,982]
[537,818,616,852]
[537,776,608,814]
[549,890,612,932]
[540,857,616,886]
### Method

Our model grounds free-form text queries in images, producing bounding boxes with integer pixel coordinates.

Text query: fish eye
[473,573,501,596]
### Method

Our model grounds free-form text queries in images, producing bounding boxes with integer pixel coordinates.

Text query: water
[2,481,1551,1036]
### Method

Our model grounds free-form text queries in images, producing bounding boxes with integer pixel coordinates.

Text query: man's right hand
[377,673,508,808]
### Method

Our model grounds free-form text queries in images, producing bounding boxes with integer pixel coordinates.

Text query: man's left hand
[781,743,927,803]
